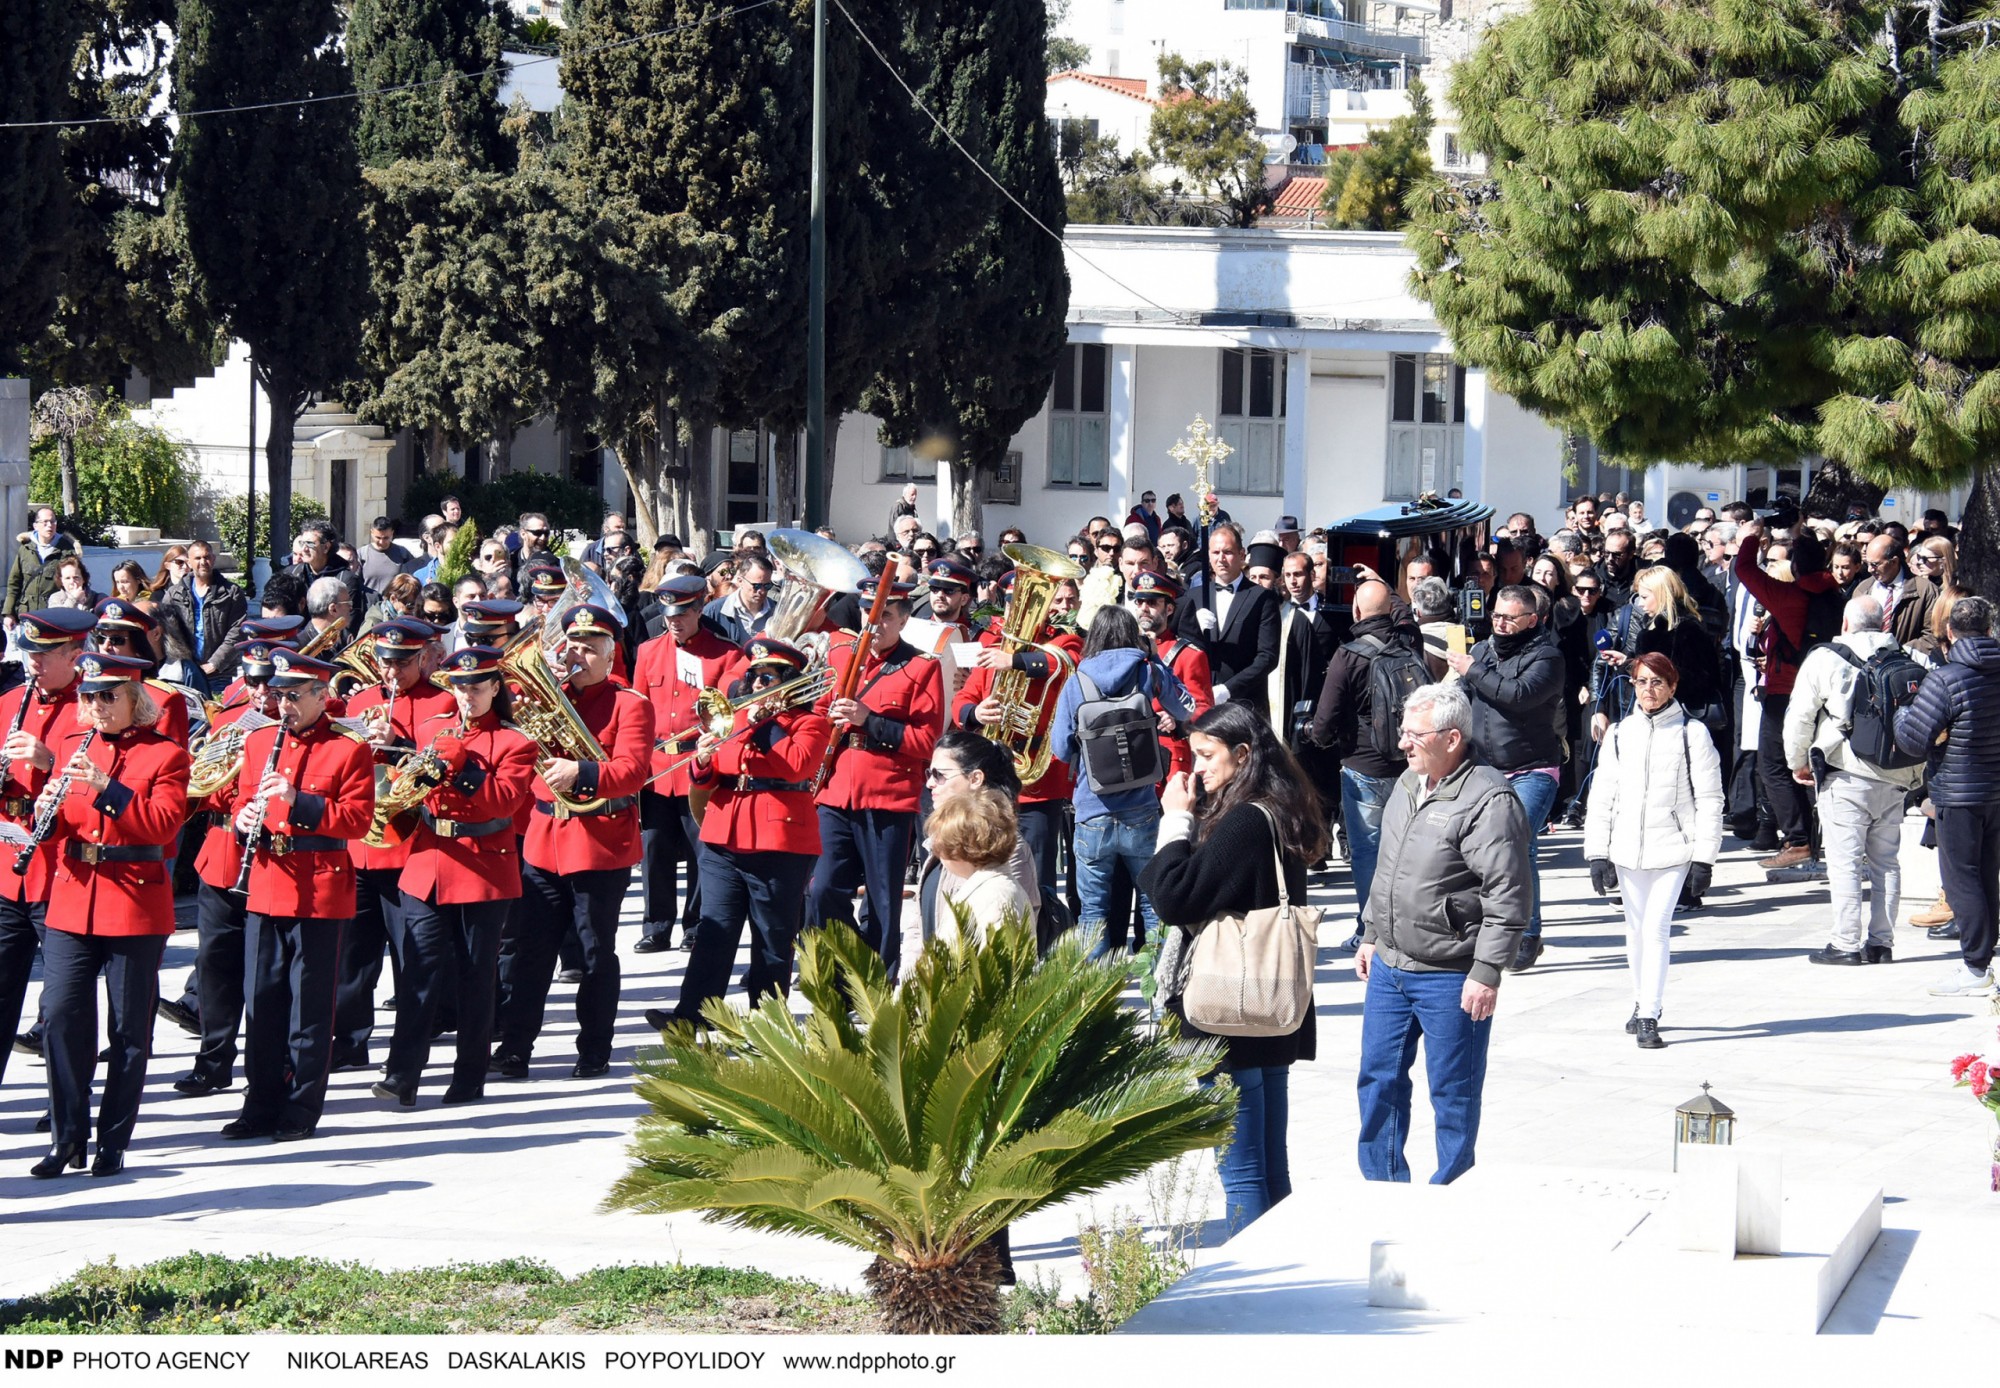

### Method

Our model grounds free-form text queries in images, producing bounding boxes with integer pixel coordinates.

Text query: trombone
[648,665,836,785]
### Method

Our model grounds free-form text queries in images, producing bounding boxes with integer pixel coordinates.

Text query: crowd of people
[0,484,1991,1231]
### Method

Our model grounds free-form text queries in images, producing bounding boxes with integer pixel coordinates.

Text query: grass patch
[0,1255,878,1335]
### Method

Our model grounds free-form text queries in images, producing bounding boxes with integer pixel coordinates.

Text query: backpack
[1832,643,1927,770]
[1345,633,1433,763]
[1071,664,1166,795]
[1767,585,1845,672]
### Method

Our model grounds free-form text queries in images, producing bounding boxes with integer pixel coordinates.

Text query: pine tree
[1320,78,1433,232]
[1410,0,2000,591]
[0,1,85,372]
[1148,55,1272,228]
[864,0,1071,536]
[348,0,508,170]
[173,0,367,573]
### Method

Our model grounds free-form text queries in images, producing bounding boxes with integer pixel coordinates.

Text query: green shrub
[436,519,480,587]
[28,421,199,544]
[214,492,330,566]
[1003,1212,1190,1334]
[402,468,603,536]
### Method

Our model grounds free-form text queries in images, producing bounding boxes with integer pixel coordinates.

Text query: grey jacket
[1362,757,1532,988]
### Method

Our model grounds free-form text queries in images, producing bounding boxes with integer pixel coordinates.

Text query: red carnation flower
[1974,1063,1993,1102]
[1953,1053,1981,1081]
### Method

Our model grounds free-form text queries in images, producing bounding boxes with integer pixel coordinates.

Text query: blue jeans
[1356,962,1492,1184]
[1074,806,1161,958]
[1340,766,1397,924]
[1216,1064,1292,1234]
[1506,770,1559,940]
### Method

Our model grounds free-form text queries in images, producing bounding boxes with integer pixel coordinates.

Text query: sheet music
[0,821,33,848]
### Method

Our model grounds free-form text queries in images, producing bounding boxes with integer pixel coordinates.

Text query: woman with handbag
[1140,701,1328,1235]
[1582,652,1724,1049]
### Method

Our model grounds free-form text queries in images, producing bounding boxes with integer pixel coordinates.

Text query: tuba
[498,621,611,814]
[985,542,1084,784]
[765,529,868,656]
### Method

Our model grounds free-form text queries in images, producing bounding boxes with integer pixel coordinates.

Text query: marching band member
[951,569,1084,905]
[91,599,192,743]
[333,618,456,1072]
[174,636,289,1096]
[632,573,736,954]
[30,651,190,1178]
[806,576,943,980]
[0,610,97,1083]
[377,647,538,1107]
[206,615,306,713]
[459,597,524,648]
[494,604,653,1081]
[222,652,375,1143]
[1131,569,1215,778]
[667,635,832,1023]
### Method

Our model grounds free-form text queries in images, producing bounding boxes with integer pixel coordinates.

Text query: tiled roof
[1272,176,1327,216]
[1047,70,1156,104]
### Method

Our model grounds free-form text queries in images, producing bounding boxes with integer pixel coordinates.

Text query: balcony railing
[1290,12,1429,60]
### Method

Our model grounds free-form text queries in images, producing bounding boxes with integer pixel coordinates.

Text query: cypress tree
[864,0,1071,535]
[1410,0,2000,590]
[173,0,367,570]
[348,0,508,170]
[0,1,85,373]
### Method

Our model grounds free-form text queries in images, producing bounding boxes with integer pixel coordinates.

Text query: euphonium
[984,542,1084,784]
[497,624,610,814]
[362,724,458,849]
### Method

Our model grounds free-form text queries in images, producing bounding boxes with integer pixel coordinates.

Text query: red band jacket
[233,716,376,919]
[0,678,82,904]
[950,620,1083,804]
[46,723,190,938]
[522,677,654,874]
[398,709,539,905]
[814,635,942,814]
[633,625,738,798]
[1156,634,1216,780]
[692,705,832,856]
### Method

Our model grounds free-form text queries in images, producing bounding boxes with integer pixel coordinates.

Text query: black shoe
[1634,1017,1666,1049]
[1507,936,1544,973]
[14,1031,42,1058]
[1625,1006,1639,1035]
[440,1084,483,1105]
[1809,945,1866,966]
[491,1053,530,1080]
[370,1082,416,1108]
[382,995,400,1008]
[173,1073,233,1097]
[1750,825,1780,852]
[220,1118,277,1140]
[328,1047,370,1073]
[644,1007,687,1030]
[30,1142,86,1178]
[35,1112,52,1133]
[556,968,584,984]
[1864,945,1894,964]
[271,1125,316,1143]
[90,1149,125,1178]
[571,1059,610,1080]
[1929,921,1962,941]
[633,935,672,954]
[156,997,201,1035]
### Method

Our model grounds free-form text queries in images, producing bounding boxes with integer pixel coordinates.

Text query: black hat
[742,635,808,675]
[656,573,708,615]
[436,645,505,685]
[75,651,150,692]
[460,598,522,639]
[1128,569,1184,602]
[369,619,432,660]
[240,615,307,643]
[925,558,975,591]
[561,603,622,641]
[18,609,99,650]
[1246,542,1286,572]
[700,551,735,577]
[268,651,338,690]
[93,598,158,634]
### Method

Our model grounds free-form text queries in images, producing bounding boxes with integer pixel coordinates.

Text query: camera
[1753,496,1799,529]
[1457,585,1488,628]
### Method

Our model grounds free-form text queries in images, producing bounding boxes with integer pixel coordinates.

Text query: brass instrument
[765,530,868,659]
[187,710,279,800]
[498,623,611,814]
[329,639,386,702]
[985,542,1084,783]
[297,619,347,659]
[651,666,838,785]
[362,723,459,849]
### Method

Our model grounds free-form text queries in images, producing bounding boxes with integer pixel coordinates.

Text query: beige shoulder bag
[1181,803,1321,1037]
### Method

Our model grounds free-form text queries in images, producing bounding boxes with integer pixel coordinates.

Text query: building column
[1461,367,1489,505]
[0,379,29,548]
[1282,348,1310,520]
[1108,343,1138,510]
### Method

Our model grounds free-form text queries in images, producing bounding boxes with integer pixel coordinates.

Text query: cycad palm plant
[607,917,1234,1335]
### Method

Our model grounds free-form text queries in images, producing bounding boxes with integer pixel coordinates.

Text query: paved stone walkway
[1,817,1994,1336]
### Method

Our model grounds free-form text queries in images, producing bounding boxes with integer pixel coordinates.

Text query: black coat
[1178,577,1280,707]
[1895,634,2000,807]
[1139,802,1315,1072]
[1461,627,1567,773]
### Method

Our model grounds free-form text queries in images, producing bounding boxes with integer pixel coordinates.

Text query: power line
[0,0,783,131]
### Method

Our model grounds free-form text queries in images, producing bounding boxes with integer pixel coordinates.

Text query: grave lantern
[1673,1082,1735,1170]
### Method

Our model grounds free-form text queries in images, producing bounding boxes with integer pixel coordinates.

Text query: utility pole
[247,350,258,595]
[804,0,828,529]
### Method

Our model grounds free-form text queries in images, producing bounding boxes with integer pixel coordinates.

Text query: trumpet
[651,667,834,784]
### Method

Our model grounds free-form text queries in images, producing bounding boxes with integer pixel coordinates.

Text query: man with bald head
[1310,580,1430,949]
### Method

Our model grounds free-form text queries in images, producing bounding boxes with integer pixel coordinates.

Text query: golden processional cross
[1168,415,1233,528]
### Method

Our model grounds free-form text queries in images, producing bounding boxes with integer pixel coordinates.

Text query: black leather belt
[534,796,636,819]
[420,810,514,840]
[66,842,166,865]
[1,796,31,817]
[241,831,348,855]
[736,777,812,793]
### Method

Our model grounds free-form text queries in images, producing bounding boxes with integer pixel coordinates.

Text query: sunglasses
[79,689,125,705]
[1069,551,1089,561]
[959,547,983,558]
[275,687,323,702]
[423,608,450,620]
[924,765,965,785]
[744,581,772,592]
[525,528,549,538]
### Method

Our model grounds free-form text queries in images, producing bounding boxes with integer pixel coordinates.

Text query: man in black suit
[1181,521,1279,713]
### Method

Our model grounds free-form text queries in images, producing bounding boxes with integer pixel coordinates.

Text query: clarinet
[0,684,32,797]
[232,725,288,896]
[13,729,98,876]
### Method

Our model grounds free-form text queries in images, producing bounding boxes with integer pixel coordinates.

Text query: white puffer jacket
[1583,700,1724,870]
